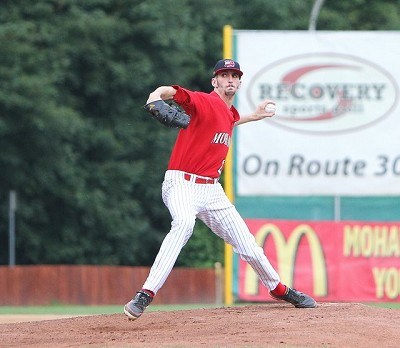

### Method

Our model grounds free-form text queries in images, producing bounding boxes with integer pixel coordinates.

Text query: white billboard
[235,31,400,196]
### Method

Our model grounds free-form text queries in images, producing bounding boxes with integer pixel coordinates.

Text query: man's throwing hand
[255,100,276,119]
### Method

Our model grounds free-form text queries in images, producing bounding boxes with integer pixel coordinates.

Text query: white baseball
[264,103,276,113]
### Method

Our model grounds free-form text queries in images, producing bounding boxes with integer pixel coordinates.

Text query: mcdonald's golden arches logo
[245,223,328,297]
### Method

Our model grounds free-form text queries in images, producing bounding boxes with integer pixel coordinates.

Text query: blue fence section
[236,196,400,222]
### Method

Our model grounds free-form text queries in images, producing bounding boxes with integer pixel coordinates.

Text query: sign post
[9,190,17,267]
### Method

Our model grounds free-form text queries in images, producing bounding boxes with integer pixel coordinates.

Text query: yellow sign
[245,223,327,296]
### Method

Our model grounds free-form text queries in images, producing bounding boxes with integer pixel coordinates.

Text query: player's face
[213,71,241,96]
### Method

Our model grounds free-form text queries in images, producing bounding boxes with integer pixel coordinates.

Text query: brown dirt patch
[0,303,399,347]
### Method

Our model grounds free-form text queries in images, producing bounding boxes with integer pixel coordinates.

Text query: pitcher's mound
[1,303,399,347]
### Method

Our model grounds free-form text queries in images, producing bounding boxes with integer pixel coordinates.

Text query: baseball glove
[143,100,190,129]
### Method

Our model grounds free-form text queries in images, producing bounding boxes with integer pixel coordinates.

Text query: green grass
[365,302,400,309]
[0,303,222,315]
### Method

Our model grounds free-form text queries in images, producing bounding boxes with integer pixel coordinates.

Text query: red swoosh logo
[281,64,359,121]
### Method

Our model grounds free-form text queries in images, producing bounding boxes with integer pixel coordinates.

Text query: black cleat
[124,291,153,320]
[270,287,317,308]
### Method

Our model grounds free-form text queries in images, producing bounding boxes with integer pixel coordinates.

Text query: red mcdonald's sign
[237,219,400,302]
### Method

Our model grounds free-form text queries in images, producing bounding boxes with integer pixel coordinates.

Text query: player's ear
[211,77,218,88]
[237,79,242,89]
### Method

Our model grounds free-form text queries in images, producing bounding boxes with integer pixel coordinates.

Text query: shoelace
[135,292,152,308]
[287,289,305,301]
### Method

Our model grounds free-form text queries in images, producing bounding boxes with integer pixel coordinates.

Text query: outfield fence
[0,265,217,306]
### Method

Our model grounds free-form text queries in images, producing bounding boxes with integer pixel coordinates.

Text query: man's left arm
[235,100,276,126]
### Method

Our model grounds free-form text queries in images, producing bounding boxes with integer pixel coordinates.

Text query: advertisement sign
[237,219,400,302]
[234,31,400,196]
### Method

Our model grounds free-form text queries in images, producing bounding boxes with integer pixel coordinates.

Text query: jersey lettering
[217,160,225,175]
[211,132,231,147]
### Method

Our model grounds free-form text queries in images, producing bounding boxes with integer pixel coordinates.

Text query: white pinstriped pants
[142,170,280,294]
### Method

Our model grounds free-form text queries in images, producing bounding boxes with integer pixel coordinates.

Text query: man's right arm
[146,86,177,104]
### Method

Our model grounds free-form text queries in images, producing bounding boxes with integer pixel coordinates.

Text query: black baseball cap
[213,59,243,77]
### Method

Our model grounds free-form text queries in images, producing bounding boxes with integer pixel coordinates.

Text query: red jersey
[168,85,240,178]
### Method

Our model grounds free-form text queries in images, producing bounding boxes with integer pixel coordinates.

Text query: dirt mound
[1,303,399,347]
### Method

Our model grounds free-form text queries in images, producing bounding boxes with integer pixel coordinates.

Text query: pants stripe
[143,170,280,294]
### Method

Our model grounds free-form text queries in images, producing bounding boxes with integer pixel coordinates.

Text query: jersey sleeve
[172,85,196,114]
